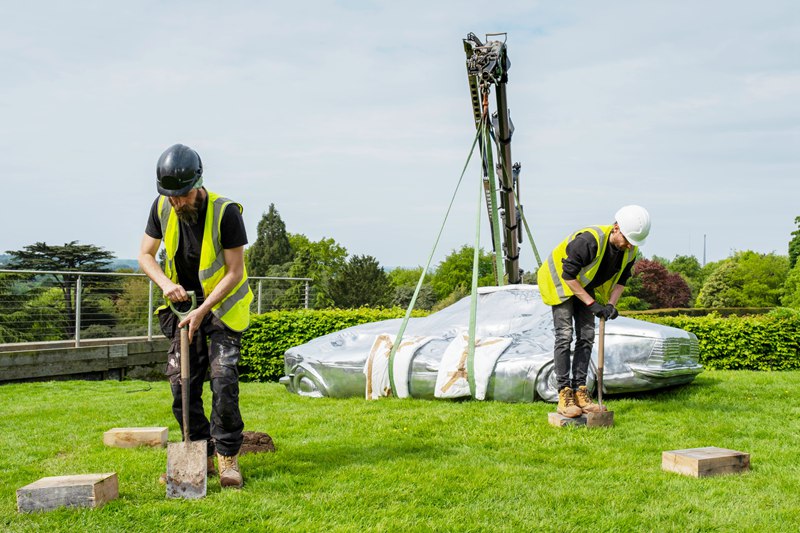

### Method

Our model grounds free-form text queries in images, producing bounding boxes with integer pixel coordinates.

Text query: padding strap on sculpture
[387,125,482,396]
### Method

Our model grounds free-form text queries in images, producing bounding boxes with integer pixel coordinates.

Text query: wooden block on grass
[548,412,587,427]
[662,447,750,477]
[587,410,614,427]
[103,427,168,448]
[17,473,118,513]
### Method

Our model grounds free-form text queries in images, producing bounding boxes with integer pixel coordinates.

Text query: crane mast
[463,32,523,284]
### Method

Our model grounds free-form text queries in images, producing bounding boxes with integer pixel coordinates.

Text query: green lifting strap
[387,127,482,396]
[512,186,543,270]
[482,119,505,285]
[466,166,483,398]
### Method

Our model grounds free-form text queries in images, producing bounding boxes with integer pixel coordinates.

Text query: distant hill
[111,259,140,272]
[0,256,140,271]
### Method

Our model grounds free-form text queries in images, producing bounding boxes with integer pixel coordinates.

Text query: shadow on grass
[606,374,720,403]
[243,437,453,485]
[297,438,446,468]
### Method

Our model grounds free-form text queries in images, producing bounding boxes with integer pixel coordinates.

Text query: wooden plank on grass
[103,427,168,448]
[662,446,750,477]
[17,473,118,513]
[586,410,614,427]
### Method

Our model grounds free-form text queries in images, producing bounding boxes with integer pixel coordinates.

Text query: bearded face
[170,191,203,223]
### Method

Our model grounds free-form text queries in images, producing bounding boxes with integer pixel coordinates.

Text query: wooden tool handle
[598,317,605,407]
[180,327,190,442]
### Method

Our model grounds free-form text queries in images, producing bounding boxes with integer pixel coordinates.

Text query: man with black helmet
[138,143,253,488]
[537,206,651,418]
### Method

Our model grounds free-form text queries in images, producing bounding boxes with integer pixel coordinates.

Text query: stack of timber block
[548,411,614,427]
[16,473,118,513]
[662,446,750,477]
[103,427,168,448]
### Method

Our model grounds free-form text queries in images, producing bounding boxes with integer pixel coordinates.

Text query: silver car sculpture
[280,285,703,402]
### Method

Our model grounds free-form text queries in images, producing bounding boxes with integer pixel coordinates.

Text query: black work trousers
[159,309,244,457]
[552,295,596,391]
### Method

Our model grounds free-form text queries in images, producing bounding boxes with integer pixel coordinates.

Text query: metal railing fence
[0,269,312,347]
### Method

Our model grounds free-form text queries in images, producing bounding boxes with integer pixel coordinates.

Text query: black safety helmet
[156,144,203,196]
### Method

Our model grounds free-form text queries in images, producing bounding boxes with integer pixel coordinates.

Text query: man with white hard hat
[536,205,651,418]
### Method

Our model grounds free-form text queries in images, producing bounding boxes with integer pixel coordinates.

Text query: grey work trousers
[159,309,245,457]
[552,296,596,391]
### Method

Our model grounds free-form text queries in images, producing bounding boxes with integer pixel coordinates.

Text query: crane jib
[463,32,521,284]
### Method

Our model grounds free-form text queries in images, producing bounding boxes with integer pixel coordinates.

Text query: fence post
[147,280,154,341]
[257,280,263,315]
[74,275,82,348]
[304,280,310,309]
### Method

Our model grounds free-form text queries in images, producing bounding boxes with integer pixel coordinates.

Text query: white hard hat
[614,205,651,246]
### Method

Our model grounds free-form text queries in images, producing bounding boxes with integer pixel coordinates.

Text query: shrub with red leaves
[632,258,691,309]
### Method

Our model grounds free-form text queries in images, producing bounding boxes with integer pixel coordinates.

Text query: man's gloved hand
[588,301,606,318]
[604,303,619,320]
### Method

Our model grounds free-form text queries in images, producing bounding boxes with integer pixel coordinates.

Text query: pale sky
[1,1,798,272]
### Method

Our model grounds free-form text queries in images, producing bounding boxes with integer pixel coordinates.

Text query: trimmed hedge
[630,310,800,371]
[240,307,429,381]
[622,307,772,318]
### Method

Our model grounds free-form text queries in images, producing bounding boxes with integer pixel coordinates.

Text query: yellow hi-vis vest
[536,225,637,306]
[156,190,253,331]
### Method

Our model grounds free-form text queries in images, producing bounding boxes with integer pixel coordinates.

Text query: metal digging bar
[463,32,522,284]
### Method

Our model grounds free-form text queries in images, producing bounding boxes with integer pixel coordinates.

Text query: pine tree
[247,204,293,276]
[789,216,800,269]
[329,255,393,308]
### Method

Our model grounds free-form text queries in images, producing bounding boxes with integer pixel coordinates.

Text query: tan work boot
[557,387,583,418]
[575,385,603,414]
[217,453,243,489]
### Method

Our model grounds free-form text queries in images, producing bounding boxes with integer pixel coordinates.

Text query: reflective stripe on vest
[536,224,637,306]
[157,190,253,331]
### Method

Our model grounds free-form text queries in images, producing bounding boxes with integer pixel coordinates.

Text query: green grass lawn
[1,371,799,532]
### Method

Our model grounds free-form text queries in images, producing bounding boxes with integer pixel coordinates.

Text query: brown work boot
[575,385,603,414]
[217,453,243,489]
[557,387,583,418]
[207,456,218,477]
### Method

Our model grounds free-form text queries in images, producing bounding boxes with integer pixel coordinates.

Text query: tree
[388,267,437,310]
[430,245,495,301]
[275,234,349,309]
[247,204,292,277]
[5,241,115,337]
[781,262,800,308]
[650,255,670,266]
[0,273,38,342]
[667,255,703,283]
[696,261,737,308]
[697,251,789,308]
[113,276,152,336]
[665,255,705,306]
[6,241,115,271]
[329,255,393,308]
[629,258,691,309]
[789,216,800,268]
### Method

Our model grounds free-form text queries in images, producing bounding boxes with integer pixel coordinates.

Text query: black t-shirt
[561,231,635,291]
[145,191,248,298]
